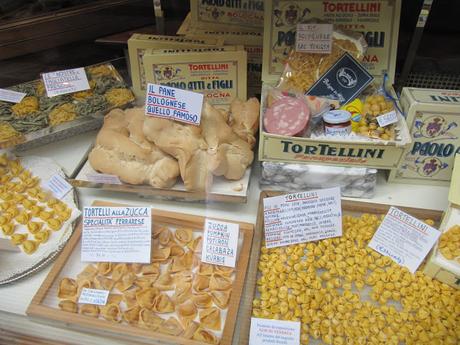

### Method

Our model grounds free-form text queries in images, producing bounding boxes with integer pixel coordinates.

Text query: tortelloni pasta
[54,223,238,344]
[0,154,74,254]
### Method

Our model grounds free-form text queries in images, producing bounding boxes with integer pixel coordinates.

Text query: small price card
[86,173,122,185]
[249,318,300,345]
[377,110,398,127]
[45,174,72,200]
[145,83,203,126]
[368,207,441,273]
[81,207,151,263]
[296,23,333,54]
[42,67,90,97]
[263,188,342,249]
[0,88,26,103]
[201,219,239,267]
[78,288,109,306]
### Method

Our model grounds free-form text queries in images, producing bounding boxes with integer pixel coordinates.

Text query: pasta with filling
[122,305,141,324]
[141,263,160,279]
[123,289,139,308]
[193,328,219,344]
[114,272,137,291]
[112,263,128,281]
[169,254,188,273]
[47,218,62,231]
[97,262,112,276]
[80,304,99,318]
[58,300,77,313]
[211,290,231,309]
[192,292,213,309]
[1,223,15,235]
[136,287,160,309]
[39,210,54,221]
[214,266,234,277]
[209,274,232,291]
[177,300,197,324]
[151,246,171,262]
[183,321,200,339]
[188,236,202,252]
[169,244,185,257]
[107,294,123,305]
[154,272,174,291]
[77,265,98,282]
[152,293,175,313]
[199,307,221,330]
[173,282,192,305]
[160,317,183,336]
[175,228,193,246]
[15,211,30,225]
[94,276,115,291]
[129,263,143,274]
[29,205,43,217]
[11,233,28,245]
[159,229,173,246]
[58,278,78,299]
[100,303,121,322]
[139,308,164,330]
[34,230,50,243]
[134,277,155,289]
[193,275,210,292]
[27,221,43,234]
[173,271,193,284]
[198,263,214,276]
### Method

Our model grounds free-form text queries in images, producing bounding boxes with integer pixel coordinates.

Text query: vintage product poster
[263,0,401,82]
[143,47,247,109]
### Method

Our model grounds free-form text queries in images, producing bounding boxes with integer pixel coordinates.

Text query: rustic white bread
[88,108,179,188]
[229,97,260,148]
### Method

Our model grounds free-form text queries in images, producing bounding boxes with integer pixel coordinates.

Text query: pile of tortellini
[0,154,71,254]
[57,225,235,344]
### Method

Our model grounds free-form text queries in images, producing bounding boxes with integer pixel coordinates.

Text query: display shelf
[0,129,451,345]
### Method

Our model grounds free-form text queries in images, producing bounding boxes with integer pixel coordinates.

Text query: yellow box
[389,88,460,185]
[424,154,460,289]
[258,84,412,169]
[262,0,401,83]
[143,46,247,109]
[189,0,264,30]
[127,34,223,99]
[177,12,262,96]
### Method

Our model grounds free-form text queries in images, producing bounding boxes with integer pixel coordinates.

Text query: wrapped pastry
[183,321,200,339]
[94,276,115,291]
[152,293,175,313]
[77,265,98,282]
[177,300,197,324]
[199,307,221,330]
[58,278,78,299]
[122,289,139,309]
[80,304,99,318]
[97,263,112,276]
[173,282,193,305]
[100,303,121,322]
[114,272,137,291]
[58,300,77,313]
[122,305,141,324]
[139,308,164,330]
[193,275,210,292]
[192,292,213,309]
[209,274,232,291]
[211,290,231,309]
[112,263,128,281]
[175,228,193,246]
[154,272,174,291]
[193,328,219,344]
[136,288,160,309]
[160,317,184,336]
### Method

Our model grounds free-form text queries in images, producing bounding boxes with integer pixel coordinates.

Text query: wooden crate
[27,201,254,345]
[235,191,444,345]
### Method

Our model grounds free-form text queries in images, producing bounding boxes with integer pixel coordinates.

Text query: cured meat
[263,97,310,136]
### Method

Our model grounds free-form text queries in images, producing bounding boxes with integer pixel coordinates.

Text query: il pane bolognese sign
[145,83,204,126]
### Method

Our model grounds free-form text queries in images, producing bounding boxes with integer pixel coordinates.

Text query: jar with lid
[323,110,352,136]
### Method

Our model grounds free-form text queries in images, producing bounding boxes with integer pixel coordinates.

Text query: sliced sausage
[263,97,310,136]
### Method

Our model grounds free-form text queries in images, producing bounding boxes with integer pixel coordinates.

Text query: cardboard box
[262,0,402,84]
[189,0,264,30]
[128,34,224,99]
[258,85,411,169]
[177,12,263,96]
[424,154,460,289]
[143,46,247,109]
[389,88,460,185]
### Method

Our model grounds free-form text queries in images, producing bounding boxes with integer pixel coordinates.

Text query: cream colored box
[128,34,223,99]
[258,84,412,169]
[424,154,460,289]
[177,12,262,96]
[143,46,247,109]
[189,0,264,30]
[389,88,460,185]
[262,0,401,83]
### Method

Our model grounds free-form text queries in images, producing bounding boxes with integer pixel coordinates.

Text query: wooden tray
[234,191,444,345]
[27,201,254,345]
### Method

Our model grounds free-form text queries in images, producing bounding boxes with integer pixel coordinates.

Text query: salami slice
[263,97,310,136]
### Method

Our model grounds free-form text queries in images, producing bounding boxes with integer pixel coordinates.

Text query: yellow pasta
[22,240,39,254]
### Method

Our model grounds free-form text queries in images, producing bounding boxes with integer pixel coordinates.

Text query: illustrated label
[306,53,374,105]
[377,110,398,127]
[193,0,264,27]
[368,207,440,273]
[78,288,109,306]
[81,207,152,263]
[150,61,240,108]
[263,187,342,249]
[145,83,203,125]
[249,318,300,345]
[45,174,73,200]
[264,0,399,80]
[202,219,239,267]
[296,23,333,53]
[0,89,26,103]
[86,173,122,185]
[42,67,90,97]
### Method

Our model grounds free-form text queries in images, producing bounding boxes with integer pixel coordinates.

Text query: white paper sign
[377,110,398,127]
[368,207,441,273]
[0,88,26,103]
[42,67,90,97]
[86,173,122,185]
[201,219,239,267]
[263,188,342,249]
[249,318,300,345]
[45,174,72,199]
[81,207,151,263]
[296,23,333,54]
[145,83,204,126]
[78,288,109,306]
